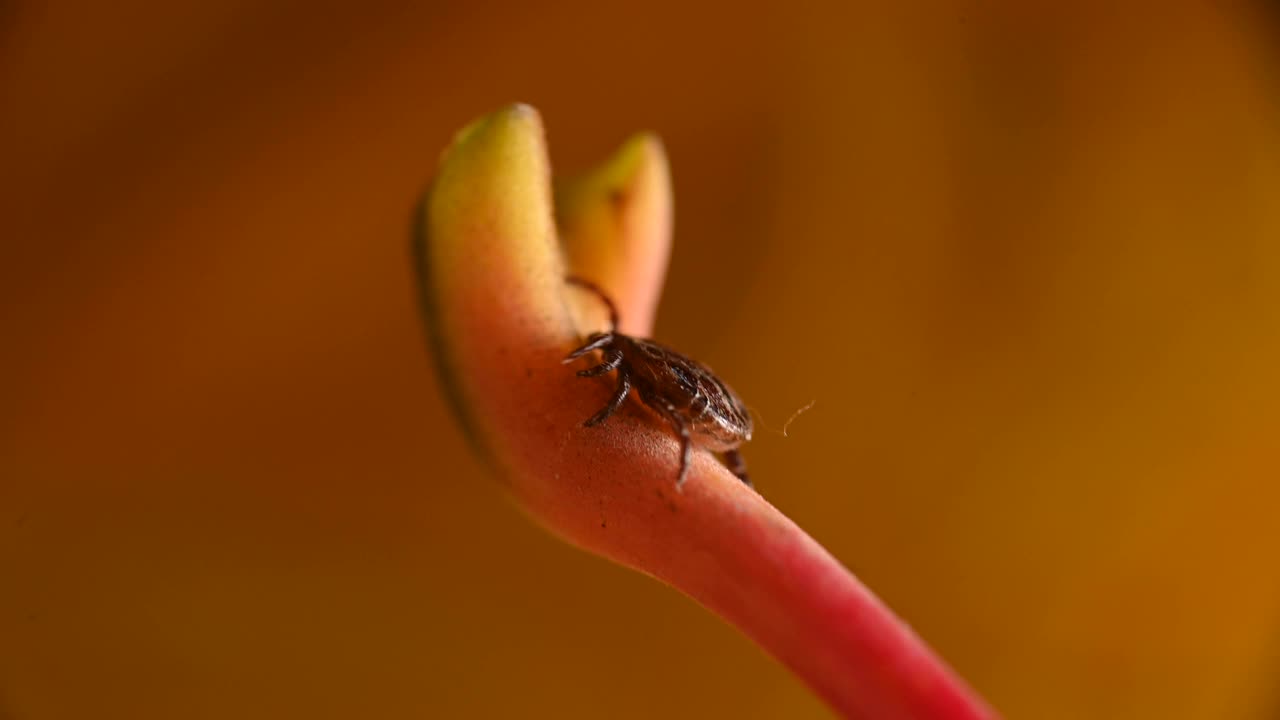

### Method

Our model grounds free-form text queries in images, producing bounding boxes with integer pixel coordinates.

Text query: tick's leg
[637,393,695,488]
[565,276,620,332]
[577,349,623,377]
[723,449,752,487]
[563,333,614,363]
[661,407,693,488]
[584,370,631,427]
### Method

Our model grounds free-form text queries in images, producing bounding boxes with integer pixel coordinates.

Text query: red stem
[682,503,993,719]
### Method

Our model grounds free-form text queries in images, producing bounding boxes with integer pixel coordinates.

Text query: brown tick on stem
[563,276,754,488]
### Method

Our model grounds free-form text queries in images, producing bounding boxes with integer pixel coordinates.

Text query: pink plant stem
[523,457,998,720]
[659,494,994,719]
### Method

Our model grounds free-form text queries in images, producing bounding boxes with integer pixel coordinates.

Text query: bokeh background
[4,2,1280,718]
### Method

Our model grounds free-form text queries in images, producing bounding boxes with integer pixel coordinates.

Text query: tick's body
[564,277,754,487]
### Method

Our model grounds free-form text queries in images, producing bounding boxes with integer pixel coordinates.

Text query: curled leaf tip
[557,130,672,336]
[414,103,565,463]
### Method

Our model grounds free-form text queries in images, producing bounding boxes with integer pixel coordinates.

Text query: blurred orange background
[4,2,1280,718]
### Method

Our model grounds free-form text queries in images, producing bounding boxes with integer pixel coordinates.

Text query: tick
[563,276,754,488]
